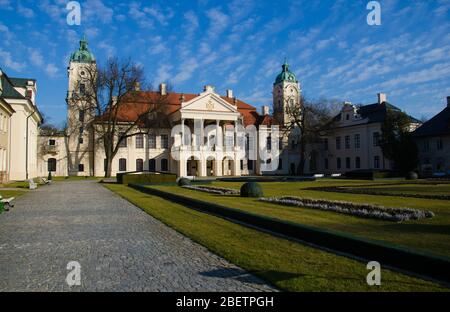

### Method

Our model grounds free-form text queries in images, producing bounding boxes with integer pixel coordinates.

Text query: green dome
[274,60,297,84]
[70,36,95,63]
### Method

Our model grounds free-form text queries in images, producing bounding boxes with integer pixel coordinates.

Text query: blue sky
[0,0,449,127]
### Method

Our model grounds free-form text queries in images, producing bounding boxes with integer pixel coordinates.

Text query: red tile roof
[96,91,269,126]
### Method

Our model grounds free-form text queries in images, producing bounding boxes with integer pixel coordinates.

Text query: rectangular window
[161,134,169,149]
[79,83,86,95]
[266,136,272,151]
[374,156,380,169]
[48,139,56,146]
[78,137,83,144]
[354,134,360,149]
[345,135,350,149]
[78,164,84,172]
[423,140,429,152]
[373,132,380,147]
[148,134,156,149]
[437,139,443,151]
[355,157,361,169]
[337,157,341,169]
[48,158,56,172]
[119,158,127,171]
[324,158,329,170]
[160,158,168,171]
[336,137,341,150]
[248,160,254,171]
[135,134,144,148]
[346,157,351,169]
[118,133,127,148]
[79,110,85,122]
[277,159,283,170]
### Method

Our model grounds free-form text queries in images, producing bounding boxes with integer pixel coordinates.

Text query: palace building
[37,37,302,178]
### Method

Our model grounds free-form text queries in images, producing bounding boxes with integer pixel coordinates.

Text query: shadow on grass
[199,267,300,285]
[382,223,450,235]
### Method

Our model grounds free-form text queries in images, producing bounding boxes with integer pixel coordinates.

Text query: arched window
[355,157,361,169]
[161,158,168,171]
[119,158,127,172]
[149,159,156,172]
[48,158,56,172]
[136,159,143,172]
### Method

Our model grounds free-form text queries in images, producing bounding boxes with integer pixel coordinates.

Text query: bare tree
[282,96,338,175]
[69,57,170,177]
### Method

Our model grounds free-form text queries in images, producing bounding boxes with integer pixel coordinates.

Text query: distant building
[38,37,301,177]
[305,93,421,174]
[0,69,43,181]
[413,96,450,176]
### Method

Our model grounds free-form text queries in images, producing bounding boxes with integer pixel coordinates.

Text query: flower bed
[182,185,240,195]
[259,196,434,222]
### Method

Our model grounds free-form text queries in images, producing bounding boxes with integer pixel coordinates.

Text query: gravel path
[0,180,275,291]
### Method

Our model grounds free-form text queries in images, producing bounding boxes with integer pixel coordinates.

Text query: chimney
[447,96,450,107]
[377,93,387,104]
[134,81,140,91]
[262,105,270,115]
[226,89,233,98]
[159,83,167,95]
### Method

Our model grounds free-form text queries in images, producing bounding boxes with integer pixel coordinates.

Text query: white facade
[0,70,42,181]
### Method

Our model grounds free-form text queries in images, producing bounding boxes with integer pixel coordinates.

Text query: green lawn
[0,189,26,198]
[150,179,450,258]
[344,183,450,196]
[104,183,447,291]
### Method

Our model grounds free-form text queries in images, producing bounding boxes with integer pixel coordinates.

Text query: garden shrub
[406,171,418,180]
[240,182,263,197]
[177,177,191,186]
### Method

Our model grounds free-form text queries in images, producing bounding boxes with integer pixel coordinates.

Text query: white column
[215,120,222,150]
[181,118,185,147]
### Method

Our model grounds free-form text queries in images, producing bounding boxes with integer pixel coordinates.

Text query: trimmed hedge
[118,172,177,185]
[344,170,401,180]
[129,183,450,284]
[218,176,316,182]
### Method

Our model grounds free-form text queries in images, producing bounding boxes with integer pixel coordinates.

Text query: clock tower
[273,60,301,126]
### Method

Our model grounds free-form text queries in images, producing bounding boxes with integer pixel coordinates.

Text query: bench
[28,179,37,190]
[1,197,15,211]
[41,177,52,185]
[314,174,325,178]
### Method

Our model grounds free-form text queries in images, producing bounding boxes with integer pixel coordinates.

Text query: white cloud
[172,58,199,84]
[17,3,34,18]
[154,64,173,84]
[205,8,229,38]
[45,63,59,77]
[84,0,114,24]
[0,48,25,72]
[30,50,44,67]
[143,6,174,26]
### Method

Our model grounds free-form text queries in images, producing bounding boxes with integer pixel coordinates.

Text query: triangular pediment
[181,93,238,113]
